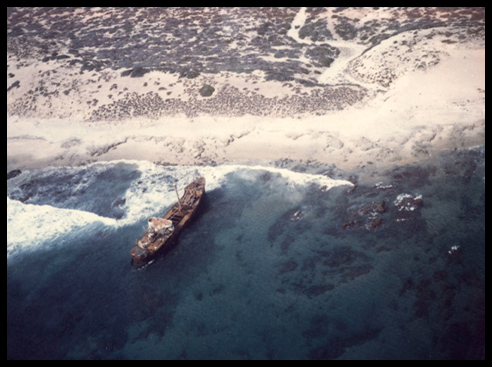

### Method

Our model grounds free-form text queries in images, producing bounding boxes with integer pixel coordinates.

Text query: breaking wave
[7,197,116,260]
[7,161,353,260]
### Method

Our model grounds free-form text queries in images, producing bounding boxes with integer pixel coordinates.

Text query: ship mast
[174,184,182,214]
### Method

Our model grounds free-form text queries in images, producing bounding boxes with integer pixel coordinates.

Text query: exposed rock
[350,200,386,217]
[341,220,356,229]
[366,217,383,230]
[374,182,395,190]
[338,199,388,232]
[394,194,423,211]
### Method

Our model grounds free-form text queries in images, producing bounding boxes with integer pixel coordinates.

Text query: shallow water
[7,148,485,360]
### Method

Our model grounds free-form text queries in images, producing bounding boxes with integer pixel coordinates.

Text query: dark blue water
[7,148,485,360]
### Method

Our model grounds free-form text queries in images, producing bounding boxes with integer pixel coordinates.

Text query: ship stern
[130,246,149,268]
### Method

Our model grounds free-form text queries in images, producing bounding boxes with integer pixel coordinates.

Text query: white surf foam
[117,162,208,225]
[394,194,423,211]
[119,161,354,224]
[240,165,354,191]
[7,197,116,260]
[7,161,354,258]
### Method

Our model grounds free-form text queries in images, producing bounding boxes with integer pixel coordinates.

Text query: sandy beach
[7,7,485,172]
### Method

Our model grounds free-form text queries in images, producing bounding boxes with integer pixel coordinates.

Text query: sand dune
[7,7,485,171]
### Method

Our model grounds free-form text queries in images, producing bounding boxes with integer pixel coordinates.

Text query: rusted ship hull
[130,177,206,269]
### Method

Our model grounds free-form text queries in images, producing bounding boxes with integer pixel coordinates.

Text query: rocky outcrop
[352,200,387,216]
[394,194,423,212]
[341,200,386,231]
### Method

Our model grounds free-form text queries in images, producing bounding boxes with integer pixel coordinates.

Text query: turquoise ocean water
[7,147,485,360]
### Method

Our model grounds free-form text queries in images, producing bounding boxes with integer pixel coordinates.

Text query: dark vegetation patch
[7,80,20,92]
[7,7,484,119]
[85,82,367,120]
[334,17,358,41]
[6,7,346,88]
[9,7,329,84]
[299,19,333,43]
[199,84,215,97]
[305,46,339,68]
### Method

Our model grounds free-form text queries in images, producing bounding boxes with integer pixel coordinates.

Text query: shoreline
[7,7,485,175]
[7,107,485,173]
[6,118,485,195]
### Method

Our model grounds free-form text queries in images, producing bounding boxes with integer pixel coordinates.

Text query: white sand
[7,9,485,172]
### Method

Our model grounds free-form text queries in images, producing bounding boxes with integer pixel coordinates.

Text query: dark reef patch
[7,170,22,181]
[308,328,382,360]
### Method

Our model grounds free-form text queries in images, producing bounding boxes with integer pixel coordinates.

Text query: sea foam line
[7,161,354,257]
[127,160,354,190]
[119,162,353,224]
[51,159,354,192]
[7,197,116,260]
[238,165,354,191]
